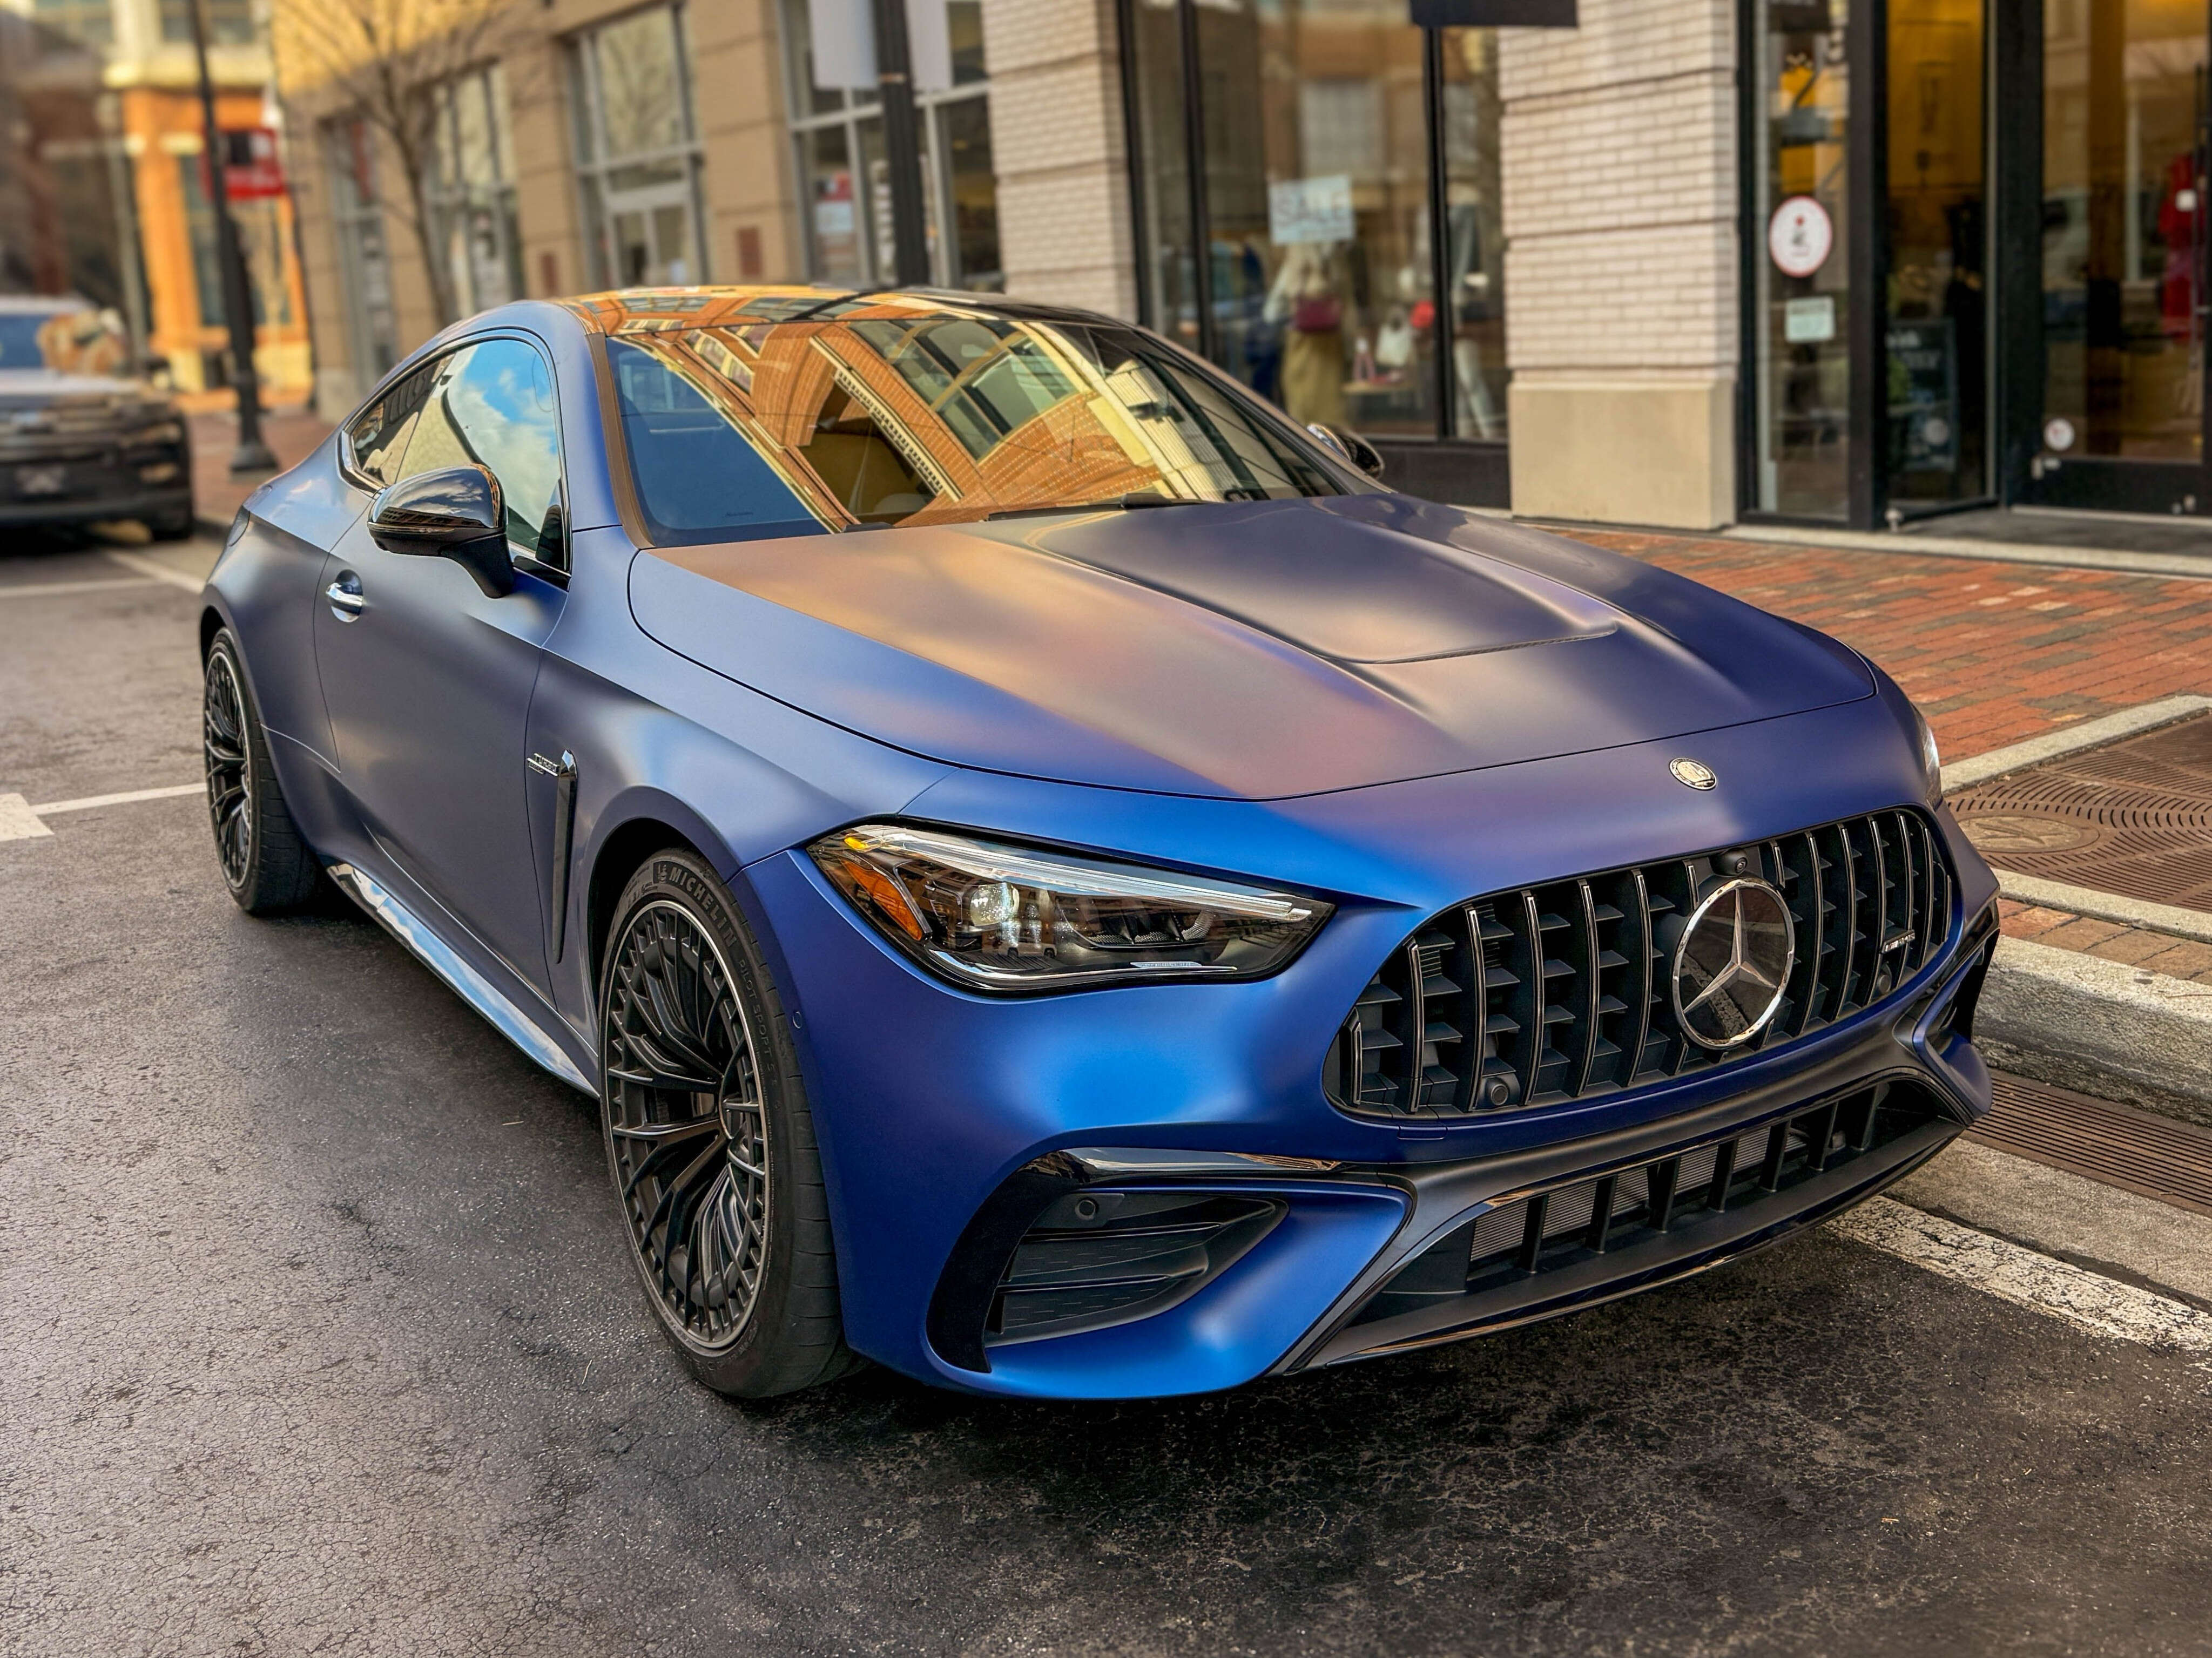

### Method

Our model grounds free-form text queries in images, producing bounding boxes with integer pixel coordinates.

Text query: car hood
[628,493,1873,800]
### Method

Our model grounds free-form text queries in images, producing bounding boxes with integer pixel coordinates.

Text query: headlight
[807,822,1333,991]
[1913,706,1943,803]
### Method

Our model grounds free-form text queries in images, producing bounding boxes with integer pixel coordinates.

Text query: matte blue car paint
[203,296,1995,1401]
[628,496,1876,800]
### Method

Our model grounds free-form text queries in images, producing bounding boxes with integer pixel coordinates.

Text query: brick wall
[1498,0,1741,527]
[982,0,1136,316]
[1498,0,1736,382]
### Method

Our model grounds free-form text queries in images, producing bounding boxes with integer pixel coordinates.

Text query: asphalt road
[5,534,2211,1657]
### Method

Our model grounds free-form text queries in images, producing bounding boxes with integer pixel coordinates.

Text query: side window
[399,339,567,569]
[345,358,437,488]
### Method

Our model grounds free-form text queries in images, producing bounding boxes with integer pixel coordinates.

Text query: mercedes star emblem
[1671,877,1796,1050]
[1670,757,1717,790]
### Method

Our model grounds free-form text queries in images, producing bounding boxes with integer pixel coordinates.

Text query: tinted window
[399,339,567,566]
[567,290,1359,544]
[607,339,825,546]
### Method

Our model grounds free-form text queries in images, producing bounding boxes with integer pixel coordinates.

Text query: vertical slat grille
[1328,809,1961,1121]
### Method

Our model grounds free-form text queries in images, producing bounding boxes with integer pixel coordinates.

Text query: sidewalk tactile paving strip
[1973,1072,2212,1217]
[1950,712,2212,909]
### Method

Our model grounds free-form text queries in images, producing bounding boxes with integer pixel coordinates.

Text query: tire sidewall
[598,850,819,1394]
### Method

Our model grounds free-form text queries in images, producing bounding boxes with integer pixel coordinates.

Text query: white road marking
[0,577,164,600]
[31,782,203,815]
[102,548,204,593]
[0,794,56,841]
[1832,1195,2212,1353]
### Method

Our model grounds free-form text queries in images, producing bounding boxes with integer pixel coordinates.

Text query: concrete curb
[1941,694,2212,793]
[1979,937,2212,1130]
[1994,870,2212,948]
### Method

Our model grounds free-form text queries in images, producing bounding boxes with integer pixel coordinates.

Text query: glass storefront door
[2027,0,2210,513]
[1886,0,1988,512]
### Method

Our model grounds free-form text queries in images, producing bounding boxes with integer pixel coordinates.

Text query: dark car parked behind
[0,295,194,539]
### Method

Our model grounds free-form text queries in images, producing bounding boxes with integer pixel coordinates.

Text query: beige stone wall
[281,0,802,415]
[980,0,1135,316]
[1498,0,1737,527]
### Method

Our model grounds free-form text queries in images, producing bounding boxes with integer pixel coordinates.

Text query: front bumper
[0,445,192,528]
[748,829,1997,1400]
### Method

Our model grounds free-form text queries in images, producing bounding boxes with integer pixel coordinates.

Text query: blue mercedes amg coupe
[200,287,1998,1400]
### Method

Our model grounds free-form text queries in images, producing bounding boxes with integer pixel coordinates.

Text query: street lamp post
[184,0,278,475]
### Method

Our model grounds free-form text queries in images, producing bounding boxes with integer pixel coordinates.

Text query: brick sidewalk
[1576,529,2212,764]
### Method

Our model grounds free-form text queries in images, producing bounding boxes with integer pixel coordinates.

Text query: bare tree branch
[273,0,518,328]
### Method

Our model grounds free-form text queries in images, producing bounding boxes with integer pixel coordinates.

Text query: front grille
[1327,809,1955,1121]
[1348,1078,1943,1331]
[986,1189,1283,1346]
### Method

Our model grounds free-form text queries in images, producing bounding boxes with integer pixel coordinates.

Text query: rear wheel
[598,851,858,1397]
[203,629,322,913]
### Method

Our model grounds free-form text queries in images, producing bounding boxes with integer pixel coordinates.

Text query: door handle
[326,572,365,620]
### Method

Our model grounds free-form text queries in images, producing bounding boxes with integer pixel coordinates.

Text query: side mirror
[368,465,514,597]
[1309,423,1387,482]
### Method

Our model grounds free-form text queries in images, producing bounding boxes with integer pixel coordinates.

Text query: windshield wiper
[981,492,1187,522]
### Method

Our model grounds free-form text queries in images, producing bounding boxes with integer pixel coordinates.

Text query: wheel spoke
[603,896,770,1348]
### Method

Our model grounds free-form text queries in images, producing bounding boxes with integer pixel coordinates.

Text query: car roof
[555,285,1124,337]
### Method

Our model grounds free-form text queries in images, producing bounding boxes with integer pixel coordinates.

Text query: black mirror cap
[368,465,514,596]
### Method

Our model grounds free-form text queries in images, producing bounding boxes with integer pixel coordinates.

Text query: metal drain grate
[1951,712,2212,910]
[1971,1072,2212,1217]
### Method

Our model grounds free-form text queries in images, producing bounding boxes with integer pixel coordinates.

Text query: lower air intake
[988,1190,1283,1346]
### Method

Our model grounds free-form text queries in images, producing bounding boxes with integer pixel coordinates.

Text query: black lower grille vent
[986,1190,1284,1347]
[1353,1080,1941,1328]
[1328,809,1957,1121]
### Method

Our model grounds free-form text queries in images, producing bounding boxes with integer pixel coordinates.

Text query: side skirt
[326,860,598,1097]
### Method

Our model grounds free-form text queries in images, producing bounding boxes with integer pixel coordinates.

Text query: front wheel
[598,851,858,1397]
[203,629,322,913]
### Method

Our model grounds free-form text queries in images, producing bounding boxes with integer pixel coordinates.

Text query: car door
[314,334,570,994]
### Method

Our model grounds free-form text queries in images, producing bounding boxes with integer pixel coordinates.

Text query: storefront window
[572,6,710,288]
[1441,28,1506,438]
[781,0,1001,290]
[2042,0,2206,464]
[1124,0,1504,444]
[158,0,252,44]
[178,150,293,330]
[1886,0,1987,510]
[425,66,523,314]
[1751,0,1852,517]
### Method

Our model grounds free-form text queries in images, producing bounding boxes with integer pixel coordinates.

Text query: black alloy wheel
[598,852,857,1396]
[203,646,253,888]
[604,899,771,1344]
[201,630,321,914]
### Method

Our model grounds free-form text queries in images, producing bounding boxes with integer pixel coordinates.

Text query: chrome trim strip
[327,861,596,1095]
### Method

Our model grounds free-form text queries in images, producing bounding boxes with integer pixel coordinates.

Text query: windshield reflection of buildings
[576,288,1251,526]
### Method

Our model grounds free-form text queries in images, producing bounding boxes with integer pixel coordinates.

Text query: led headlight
[807,822,1332,991]
[1913,706,1943,803]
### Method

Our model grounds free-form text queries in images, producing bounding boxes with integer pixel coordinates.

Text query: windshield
[576,290,1362,546]
[0,308,128,376]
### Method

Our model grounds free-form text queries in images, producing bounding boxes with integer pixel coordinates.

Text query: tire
[203,629,323,915]
[598,851,859,1398]
[146,506,197,542]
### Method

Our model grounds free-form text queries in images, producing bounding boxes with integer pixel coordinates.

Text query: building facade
[280,0,2208,533]
[2,0,315,405]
